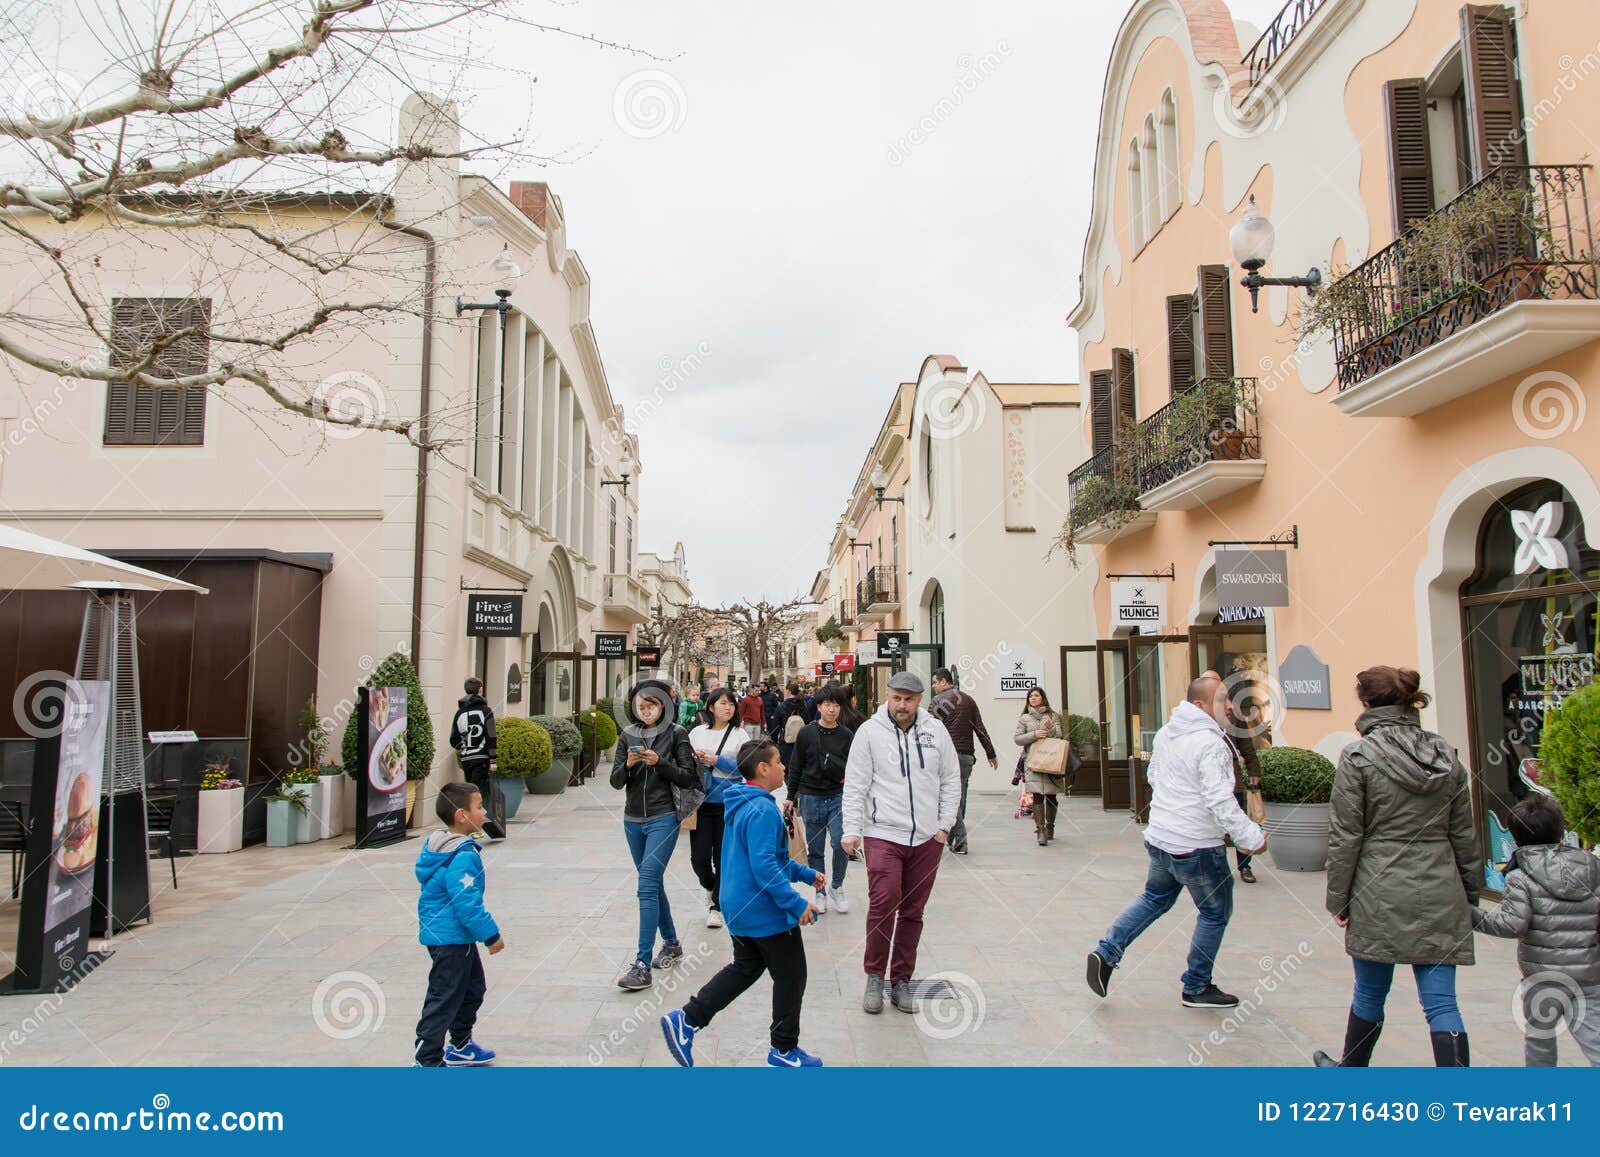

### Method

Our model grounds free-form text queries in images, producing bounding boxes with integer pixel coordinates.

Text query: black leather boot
[1034,799,1049,845]
[1430,1030,1470,1067]
[1313,1011,1383,1067]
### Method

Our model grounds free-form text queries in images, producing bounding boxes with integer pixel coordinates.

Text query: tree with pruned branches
[703,597,812,684]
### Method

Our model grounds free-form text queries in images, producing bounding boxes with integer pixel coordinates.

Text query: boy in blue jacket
[414,783,505,1067]
[661,738,825,1068]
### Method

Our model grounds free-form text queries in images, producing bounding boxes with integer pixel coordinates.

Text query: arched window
[1127,138,1145,251]
[1142,115,1161,227]
[1159,90,1181,219]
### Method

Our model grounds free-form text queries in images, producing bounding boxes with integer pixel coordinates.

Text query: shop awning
[0,524,208,594]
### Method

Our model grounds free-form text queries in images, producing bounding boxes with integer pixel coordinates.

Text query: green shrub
[575,706,620,754]
[340,651,436,782]
[1066,713,1100,759]
[1539,682,1600,846]
[532,714,583,759]
[497,717,553,779]
[1258,746,1336,804]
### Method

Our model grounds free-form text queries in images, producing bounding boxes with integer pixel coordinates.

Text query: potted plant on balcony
[283,766,322,843]
[496,717,553,817]
[530,714,582,794]
[1054,468,1143,567]
[574,705,620,785]
[1537,680,1600,847]
[340,651,436,827]
[1258,746,1337,872]
[264,781,310,848]
[196,761,244,853]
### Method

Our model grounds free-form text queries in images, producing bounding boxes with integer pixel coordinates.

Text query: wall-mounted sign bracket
[1208,525,1299,550]
[1106,564,1175,580]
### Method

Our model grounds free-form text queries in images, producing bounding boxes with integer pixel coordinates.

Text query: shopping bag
[1025,737,1072,775]
[786,809,807,862]
[680,807,698,832]
[1246,788,1266,824]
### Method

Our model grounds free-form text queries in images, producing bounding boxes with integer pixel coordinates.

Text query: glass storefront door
[1463,481,1599,891]
[1129,635,1189,822]
[1059,645,1100,797]
[1096,641,1131,810]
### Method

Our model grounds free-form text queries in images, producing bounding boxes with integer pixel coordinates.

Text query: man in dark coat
[929,668,996,855]
[449,677,504,839]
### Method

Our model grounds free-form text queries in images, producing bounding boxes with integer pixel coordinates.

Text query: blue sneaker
[443,1039,496,1066]
[766,1045,823,1068]
[660,1009,696,1068]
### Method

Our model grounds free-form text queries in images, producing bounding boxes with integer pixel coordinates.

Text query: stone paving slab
[0,783,1576,1067]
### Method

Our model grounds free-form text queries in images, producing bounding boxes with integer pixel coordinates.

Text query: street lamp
[600,453,638,496]
[842,521,872,564]
[456,243,521,327]
[1229,195,1321,314]
[869,466,904,509]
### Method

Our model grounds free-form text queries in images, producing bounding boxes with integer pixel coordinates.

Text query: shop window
[1462,481,1598,891]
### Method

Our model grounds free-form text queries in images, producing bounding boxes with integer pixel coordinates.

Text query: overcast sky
[463,0,1289,604]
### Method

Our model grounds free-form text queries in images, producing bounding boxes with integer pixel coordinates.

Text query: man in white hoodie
[1086,673,1267,1009]
[841,671,961,1015]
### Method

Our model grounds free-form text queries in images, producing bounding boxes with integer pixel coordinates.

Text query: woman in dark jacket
[609,678,700,991]
[1315,666,1480,1068]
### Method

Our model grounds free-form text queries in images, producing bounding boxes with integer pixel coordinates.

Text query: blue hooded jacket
[718,780,818,937]
[416,831,501,946]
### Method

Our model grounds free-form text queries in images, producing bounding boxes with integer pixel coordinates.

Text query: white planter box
[290,788,317,844]
[195,786,244,854]
[322,776,345,837]
[310,778,338,840]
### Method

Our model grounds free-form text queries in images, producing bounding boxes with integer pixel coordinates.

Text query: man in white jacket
[1087,673,1267,1009]
[841,671,961,1016]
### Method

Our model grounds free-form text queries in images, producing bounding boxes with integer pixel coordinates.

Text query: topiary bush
[1539,681,1600,846]
[1258,746,1336,804]
[497,717,553,779]
[340,651,435,783]
[575,705,620,754]
[532,714,582,759]
[1066,713,1100,759]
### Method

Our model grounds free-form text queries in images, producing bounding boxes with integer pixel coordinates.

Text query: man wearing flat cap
[841,670,961,1016]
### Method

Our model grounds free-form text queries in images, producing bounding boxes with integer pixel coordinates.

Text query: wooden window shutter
[1384,78,1435,232]
[1111,347,1136,442]
[1088,369,1114,456]
[1461,3,1526,178]
[105,297,210,445]
[1196,265,1234,382]
[1166,293,1196,396]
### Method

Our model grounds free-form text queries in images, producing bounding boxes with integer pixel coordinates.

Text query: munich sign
[1111,581,1166,630]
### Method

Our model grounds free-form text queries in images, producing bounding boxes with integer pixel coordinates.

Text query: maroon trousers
[863,836,944,982]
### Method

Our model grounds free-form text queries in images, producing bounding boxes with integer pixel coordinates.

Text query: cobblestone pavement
[0,783,1569,1067]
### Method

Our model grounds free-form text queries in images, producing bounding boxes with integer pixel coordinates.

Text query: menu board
[355,685,408,848]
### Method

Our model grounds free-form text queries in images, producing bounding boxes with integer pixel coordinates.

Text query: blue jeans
[1350,958,1464,1033]
[623,814,681,965]
[799,793,847,889]
[1097,842,1234,994]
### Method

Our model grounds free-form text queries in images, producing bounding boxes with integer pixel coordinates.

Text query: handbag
[785,809,807,862]
[1246,786,1266,824]
[1025,736,1072,775]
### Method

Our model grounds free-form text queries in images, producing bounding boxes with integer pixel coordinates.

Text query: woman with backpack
[776,683,811,767]
[687,688,743,929]
[610,678,701,991]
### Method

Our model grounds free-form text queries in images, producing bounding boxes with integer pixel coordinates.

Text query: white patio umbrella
[0,524,207,594]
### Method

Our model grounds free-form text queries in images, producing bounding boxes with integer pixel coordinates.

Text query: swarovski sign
[1215,550,1290,607]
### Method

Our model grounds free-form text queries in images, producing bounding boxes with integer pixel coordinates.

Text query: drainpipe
[379,217,436,666]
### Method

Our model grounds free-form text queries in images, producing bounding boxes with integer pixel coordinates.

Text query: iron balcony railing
[1332,164,1598,391]
[838,599,857,626]
[1067,378,1261,505]
[1242,0,1330,89]
[858,567,898,609]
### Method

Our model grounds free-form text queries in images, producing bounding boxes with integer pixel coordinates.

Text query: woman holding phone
[610,678,700,991]
[687,688,743,929]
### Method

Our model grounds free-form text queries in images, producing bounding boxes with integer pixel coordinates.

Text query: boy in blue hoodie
[661,739,825,1068]
[414,782,505,1067]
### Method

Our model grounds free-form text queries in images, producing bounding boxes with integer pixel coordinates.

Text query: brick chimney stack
[508,181,550,229]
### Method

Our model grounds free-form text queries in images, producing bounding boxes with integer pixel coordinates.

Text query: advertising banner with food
[355,684,408,849]
[3,677,109,995]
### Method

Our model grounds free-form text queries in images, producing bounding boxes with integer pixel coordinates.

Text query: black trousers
[414,943,486,1065]
[684,926,807,1052]
[689,803,724,905]
[462,760,505,838]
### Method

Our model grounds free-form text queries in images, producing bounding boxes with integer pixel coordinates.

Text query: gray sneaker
[617,961,653,990]
[652,941,685,969]
[891,979,917,1013]
[862,974,885,1014]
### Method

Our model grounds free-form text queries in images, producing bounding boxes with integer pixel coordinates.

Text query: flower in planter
[200,762,240,791]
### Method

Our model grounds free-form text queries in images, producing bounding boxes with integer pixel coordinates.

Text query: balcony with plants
[856,567,899,621]
[1300,164,1600,418]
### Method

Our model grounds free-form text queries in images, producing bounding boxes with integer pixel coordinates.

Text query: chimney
[508,181,549,229]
